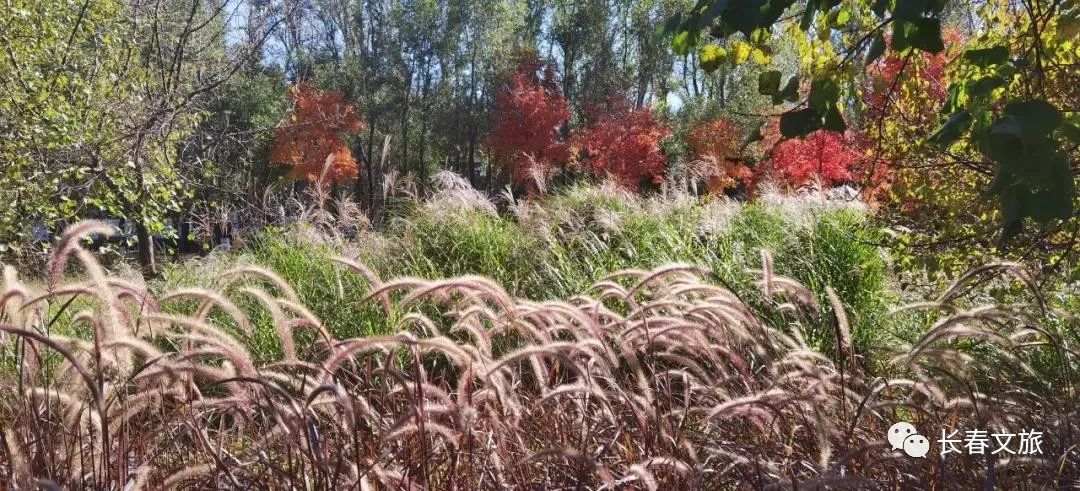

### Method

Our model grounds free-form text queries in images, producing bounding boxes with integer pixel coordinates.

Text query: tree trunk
[362,121,376,213]
[401,70,412,182]
[418,59,431,197]
[466,47,479,187]
[135,221,157,278]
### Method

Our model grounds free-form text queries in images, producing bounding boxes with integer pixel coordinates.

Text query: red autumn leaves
[768,129,865,188]
[269,59,872,195]
[487,55,868,195]
[486,55,571,189]
[269,82,364,184]
[487,55,669,191]
[572,99,671,189]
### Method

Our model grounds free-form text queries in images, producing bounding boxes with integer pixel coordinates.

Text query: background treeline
[2,0,1078,284]
[2,0,778,274]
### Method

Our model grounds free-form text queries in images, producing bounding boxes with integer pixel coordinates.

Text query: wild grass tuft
[1,213,1078,488]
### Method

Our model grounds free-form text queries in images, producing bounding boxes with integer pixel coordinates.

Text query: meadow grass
[2,210,1077,488]
[160,183,899,364]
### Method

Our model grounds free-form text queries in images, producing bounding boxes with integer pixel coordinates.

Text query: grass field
[2,181,1078,488]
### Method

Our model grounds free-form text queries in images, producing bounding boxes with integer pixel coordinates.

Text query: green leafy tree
[669,0,1079,276]
[0,0,135,255]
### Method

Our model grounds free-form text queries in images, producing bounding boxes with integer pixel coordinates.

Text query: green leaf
[943,82,967,114]
[1004,100,1062,143]
[775,76,800,104]
[927,110,972,147]
[966,76,1005,98]
[834,7,851,25]
[963,46,1009,67]
[892,0,929,21]
[823,104,846,132]
[892,18,944,54]
[808,77,840,111]
[723,0,766,36]
[865,33,886,66]
[758,70,782,95]
[800,0,819,30]
[662,13,684,36]
[1061,121,1080,145]
[700,44,728,71]
[700,0,730,25]
[672,29,699,56]
[780,108,823,138]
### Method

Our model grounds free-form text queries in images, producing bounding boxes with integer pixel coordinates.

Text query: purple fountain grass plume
[825,286,856,372]
[239,286,296,362]
[3,428,31,489]
[332,256,392,314]
[447,310,495,357]
[625,264,712,298]
[370,464,423,490]
[623,463,660,490]
[385,420,462,451]
[145,311,243,347]
[760,250,775,300]
[704,388,793,423]
[482,342,590,384]
[47,220,113,287]
[584,279,634,300]
[159,462,215,488]
[170,332,257,380]
[261,369,322,395]
[907,309,1016,362]
[652,351,719,387]
[218,265,299,303]
[102,336,163,362]
[321,335,419,380]
[124,465,152,491]
[1,265,33,329]
[26,387,102,437]
[934,261,1033,304]
[133,360,232,391]
[161,288,253,337]
[398,275,515,314]
[393,311,442,338]
[361,276,431,301]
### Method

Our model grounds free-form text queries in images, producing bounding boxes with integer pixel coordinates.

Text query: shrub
[687,117,753,193]
[572,98,670,189]
[268,82,365,184]
[486,53,571,191]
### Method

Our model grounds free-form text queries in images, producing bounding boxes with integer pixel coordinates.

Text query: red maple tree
[486,53,571,190]
[573,98,670,189]
[688,118,753,193]
[269,82,365,184]
[864,29,960,118]
[766,129,866,189]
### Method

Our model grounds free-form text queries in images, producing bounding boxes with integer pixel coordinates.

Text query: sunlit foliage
[269,82,365,184]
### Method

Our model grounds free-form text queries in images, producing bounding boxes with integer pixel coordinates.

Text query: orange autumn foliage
[269,82,364,184]
[687,118,753,194]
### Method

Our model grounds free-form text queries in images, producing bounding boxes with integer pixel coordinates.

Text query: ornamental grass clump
[0,222,1077,488]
